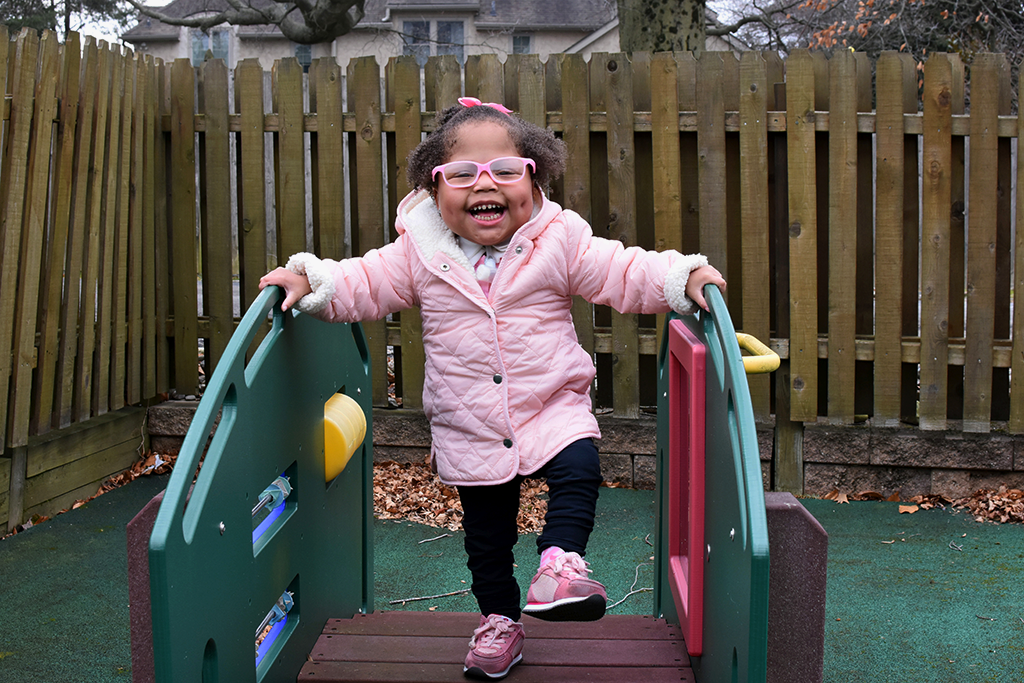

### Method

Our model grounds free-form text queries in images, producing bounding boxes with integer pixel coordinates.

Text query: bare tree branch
[125,0,365,44]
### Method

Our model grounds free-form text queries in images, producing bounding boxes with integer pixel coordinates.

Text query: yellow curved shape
[736,333,780,375]
[324,393,367,481]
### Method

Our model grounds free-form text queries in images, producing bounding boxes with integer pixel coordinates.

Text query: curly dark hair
[406,102,567,194]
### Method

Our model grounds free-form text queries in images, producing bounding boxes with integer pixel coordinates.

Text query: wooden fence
[3,26,1024,518]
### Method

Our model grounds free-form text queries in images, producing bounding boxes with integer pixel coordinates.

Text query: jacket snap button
[493,374,502,384]
[503,438,513,448]
[515,246,523,254]
[440,263,450,271]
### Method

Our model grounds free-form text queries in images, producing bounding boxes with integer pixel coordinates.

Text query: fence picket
[873,52,905,427]
[738,52,771,421]
[785,50,819,422]
[651,52,681,351]
[388,56,425,410]
[169,59,198,396]
[919,54,953,430]
[826,50,857,425]
[273,58,306,262]
[963,54,1002,432]
[32,33,79,434]
[465,53,503,103]
[8,30,58,446]
[92,46,127,416]
[153,59,171,395]
[127,55,147,406]
[0,30,38,447]
[312,59,345,260]
[348,56,388,406]
[110,47,135,413]
[54,39,96,427]
[425,54,461,113]
[603,53,639,419]
[696,52,728,287]
[199,59,233,371]
[235,59,268,311]
[516,54,545,128]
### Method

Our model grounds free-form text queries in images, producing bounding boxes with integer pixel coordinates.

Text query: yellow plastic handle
[324,393,367,481]
[736,333,780,375]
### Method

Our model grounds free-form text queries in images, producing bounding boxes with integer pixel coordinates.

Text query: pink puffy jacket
[287,190,707,486]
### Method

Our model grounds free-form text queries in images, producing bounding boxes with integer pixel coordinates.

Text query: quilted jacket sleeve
[284,236,418,322]
[563,211,708,316]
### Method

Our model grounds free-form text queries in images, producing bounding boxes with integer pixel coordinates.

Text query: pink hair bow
[458,96,513,115]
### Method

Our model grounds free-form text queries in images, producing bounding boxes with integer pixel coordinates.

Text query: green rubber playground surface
[1,475,1023,682]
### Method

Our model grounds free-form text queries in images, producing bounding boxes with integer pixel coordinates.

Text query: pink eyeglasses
[431,156,536,188]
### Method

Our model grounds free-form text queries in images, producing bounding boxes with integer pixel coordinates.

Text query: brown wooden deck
[298,611,694,682]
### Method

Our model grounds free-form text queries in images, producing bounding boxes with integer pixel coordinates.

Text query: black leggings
[457,438,602,621]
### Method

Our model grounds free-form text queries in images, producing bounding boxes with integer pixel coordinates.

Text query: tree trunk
[617,0,706,53]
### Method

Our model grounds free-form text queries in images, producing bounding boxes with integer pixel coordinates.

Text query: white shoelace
[549,551,593,579]
[469,615,517,654]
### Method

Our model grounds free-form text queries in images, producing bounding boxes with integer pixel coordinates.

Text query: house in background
[121,0,739,71]
[121,0,619,70]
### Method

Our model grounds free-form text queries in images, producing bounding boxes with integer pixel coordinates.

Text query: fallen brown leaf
[899,505,919,514]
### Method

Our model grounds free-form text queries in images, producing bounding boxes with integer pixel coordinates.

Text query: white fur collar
[400,192,473,271]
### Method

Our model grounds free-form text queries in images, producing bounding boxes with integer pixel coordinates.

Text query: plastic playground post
[148,286,374,683]
[655,285,770,683]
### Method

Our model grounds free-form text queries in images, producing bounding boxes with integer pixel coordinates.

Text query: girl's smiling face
[434,120,539,246]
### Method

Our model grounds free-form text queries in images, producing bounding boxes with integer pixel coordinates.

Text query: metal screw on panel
[706,544,711,562]
[219,522,226,535]
[730,528,735,541]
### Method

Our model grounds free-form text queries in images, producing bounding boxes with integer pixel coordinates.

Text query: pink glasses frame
[431,156,536,188]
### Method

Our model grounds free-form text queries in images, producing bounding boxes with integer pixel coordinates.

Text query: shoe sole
[522,593,606,621]
[463,652,523,680]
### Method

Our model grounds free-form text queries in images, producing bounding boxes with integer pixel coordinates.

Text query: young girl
[260,97,726,680]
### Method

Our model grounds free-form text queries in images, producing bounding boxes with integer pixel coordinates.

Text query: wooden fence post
[873,52,905,428]
[919,53,953,431]
[826,49,857,426]
[785,50,818,424]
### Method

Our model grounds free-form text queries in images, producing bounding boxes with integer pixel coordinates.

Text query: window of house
[403,21,431,66]
[512,35,532,55]
[190,28,229,66]
[437,21,464,63]
[295,44,312,72]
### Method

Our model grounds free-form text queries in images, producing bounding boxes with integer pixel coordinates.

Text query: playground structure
[127,284,826,682]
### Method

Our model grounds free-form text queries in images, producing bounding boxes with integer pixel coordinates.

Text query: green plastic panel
[148,286,374,682]
[655,285,770,682]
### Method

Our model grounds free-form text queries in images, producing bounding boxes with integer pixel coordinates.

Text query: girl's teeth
[472,204,504,219]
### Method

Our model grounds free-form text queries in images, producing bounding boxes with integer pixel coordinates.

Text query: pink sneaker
[463,614,524,680]
[522,551,607,621]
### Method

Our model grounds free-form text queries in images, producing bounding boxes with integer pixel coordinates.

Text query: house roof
[123,0,619,43]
